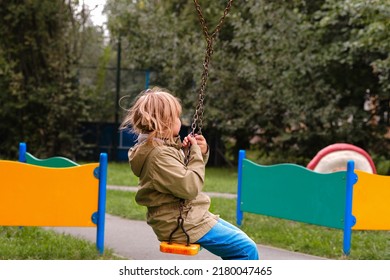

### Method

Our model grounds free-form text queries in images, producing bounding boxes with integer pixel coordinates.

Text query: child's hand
[182,134,196,149]
[194,134,208,154]
[183,134,208,155]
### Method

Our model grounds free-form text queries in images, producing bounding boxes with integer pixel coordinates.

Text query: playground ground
[47,185,326,260]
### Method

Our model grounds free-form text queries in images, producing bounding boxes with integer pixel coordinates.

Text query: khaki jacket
[129,135,219,243]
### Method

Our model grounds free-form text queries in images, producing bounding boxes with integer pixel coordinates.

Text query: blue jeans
[197,219,259,260]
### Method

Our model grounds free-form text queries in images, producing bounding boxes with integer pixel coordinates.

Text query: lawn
[107,162,238,193]
[0,226,119,260]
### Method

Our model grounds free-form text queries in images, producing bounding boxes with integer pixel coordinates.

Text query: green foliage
[304,0,390,157]
[315,0,390,96]
[2,0,387,163]
[81,45,116,122]
[104,0,389,163]
[0,0,95,158]
[373,155,390,175]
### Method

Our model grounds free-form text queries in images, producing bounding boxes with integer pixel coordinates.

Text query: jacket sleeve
[150,145,206,200]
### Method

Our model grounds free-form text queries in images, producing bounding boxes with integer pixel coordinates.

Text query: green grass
[107,190,146,220]
[107,162,138,186]
[204,167,238,193]
[105,162,390,260]
[0,226,120,260]
[107,162,238,193]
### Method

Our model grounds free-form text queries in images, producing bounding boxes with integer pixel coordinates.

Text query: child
[121,87,259,260]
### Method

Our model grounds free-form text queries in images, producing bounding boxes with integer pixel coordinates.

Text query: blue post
[19,142,27,163]
[236,150,246,226]
[145,69,150,89]
[96,153,108,255]
[343,160,357,255]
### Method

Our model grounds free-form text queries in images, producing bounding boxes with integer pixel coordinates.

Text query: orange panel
[353,170,390,230]
[0,160,99,227]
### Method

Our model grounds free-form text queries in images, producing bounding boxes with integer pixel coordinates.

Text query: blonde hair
[120,87,182,144]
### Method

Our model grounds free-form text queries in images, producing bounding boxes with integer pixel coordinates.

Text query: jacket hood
[128,134,182,177]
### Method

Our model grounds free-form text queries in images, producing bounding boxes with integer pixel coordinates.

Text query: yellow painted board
[353,170,390,230]
[0,160,99,227]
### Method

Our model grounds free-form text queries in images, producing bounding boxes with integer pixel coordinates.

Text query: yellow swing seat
[160,241,200,256]
[160,199,201,256]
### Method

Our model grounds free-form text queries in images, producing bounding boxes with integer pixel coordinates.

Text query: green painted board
[26,153,79,168]
[241,159,347,229]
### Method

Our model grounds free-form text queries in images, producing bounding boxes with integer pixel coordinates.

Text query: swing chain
[191,0,234,136]
[168,199,190,246]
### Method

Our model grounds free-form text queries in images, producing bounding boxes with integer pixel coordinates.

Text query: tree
[218,0,390,162]
[0,0,92,158]
[297,0,390,157]
[104,0,389,164]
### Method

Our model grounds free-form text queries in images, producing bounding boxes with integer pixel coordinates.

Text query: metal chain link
[191,0,234,136]
[184,0,233,166]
